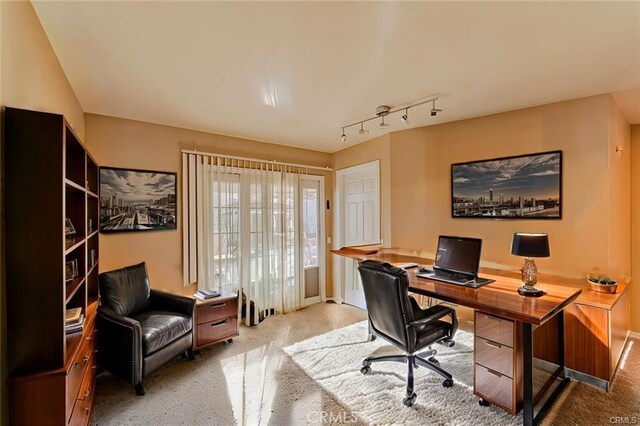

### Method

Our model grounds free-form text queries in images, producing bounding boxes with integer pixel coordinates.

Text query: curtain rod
[181,149,333,171]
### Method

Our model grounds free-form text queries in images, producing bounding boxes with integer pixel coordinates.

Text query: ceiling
[33,1,640,153]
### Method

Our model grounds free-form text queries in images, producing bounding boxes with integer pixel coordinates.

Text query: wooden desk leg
[523,322,534,426]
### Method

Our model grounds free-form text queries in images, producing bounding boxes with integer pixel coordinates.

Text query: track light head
[430,99,442,117]
[400,108,410,125]
[341,128,347,143]
[379,116,390,128]
[359,123,369,135]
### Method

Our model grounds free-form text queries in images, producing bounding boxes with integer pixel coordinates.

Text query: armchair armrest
[150,289,195,317]
[97,306,143,385]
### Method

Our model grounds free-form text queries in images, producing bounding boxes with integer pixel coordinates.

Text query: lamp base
[518,285,544,297]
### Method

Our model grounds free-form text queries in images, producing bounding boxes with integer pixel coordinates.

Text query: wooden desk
[332,247,581,426]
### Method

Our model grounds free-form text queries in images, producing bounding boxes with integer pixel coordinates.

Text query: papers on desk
[393,262,418,269]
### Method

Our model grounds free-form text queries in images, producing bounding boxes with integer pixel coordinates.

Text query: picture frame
[65,218,76,237]
[99,166,177,232]
[65,259,78,282]
[451,150,562,219]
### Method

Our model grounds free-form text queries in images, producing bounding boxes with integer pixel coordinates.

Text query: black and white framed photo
[451,150,562,219]
[99,167,177,232]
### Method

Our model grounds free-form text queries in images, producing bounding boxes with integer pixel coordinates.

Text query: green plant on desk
[587,272,616,285]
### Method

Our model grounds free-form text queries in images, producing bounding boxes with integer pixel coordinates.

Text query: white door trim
[300,175,326,306]
[333,160,381,305]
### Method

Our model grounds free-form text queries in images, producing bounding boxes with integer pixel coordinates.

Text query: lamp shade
[511,233,550,258]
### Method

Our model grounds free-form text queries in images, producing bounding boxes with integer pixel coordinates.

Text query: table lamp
[511,233,549,297]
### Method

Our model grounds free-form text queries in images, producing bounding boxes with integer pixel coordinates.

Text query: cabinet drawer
[66,328,95,421]
[475,364,514,411]
[197,298,238,324]
[475,312,513,347]
[69,355,96,426]
[197,318,238,346]
[474,337,513,378]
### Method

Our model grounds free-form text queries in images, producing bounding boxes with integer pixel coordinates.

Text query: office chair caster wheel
[479,398,491,407]
[403,393,417,407]
[428,356,440,366]
[360,366,371,375]
[442,379,453,388]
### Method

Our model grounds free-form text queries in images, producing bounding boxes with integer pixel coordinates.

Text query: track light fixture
[340,96,441,142]
[400,108,409,126]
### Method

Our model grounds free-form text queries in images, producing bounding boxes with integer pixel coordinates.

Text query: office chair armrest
[407,304,456,327]
[150,289,196,317]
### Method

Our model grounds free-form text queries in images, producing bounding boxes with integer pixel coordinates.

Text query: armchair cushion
[100,262,151,317]
[133,311,192,355]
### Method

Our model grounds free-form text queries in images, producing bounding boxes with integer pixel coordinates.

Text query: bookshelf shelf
[65,276,87,304]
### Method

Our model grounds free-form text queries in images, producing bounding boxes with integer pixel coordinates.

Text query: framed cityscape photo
[99,167,177,232]
[451,150,562,219]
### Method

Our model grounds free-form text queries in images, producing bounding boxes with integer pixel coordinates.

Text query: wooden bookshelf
[6,107,100,426]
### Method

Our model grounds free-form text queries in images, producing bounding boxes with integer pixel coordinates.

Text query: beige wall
[84,114,334,297]
[0,1,86,422]
[630,125,640,333]
[608,100,631,278]
[1,0,85,139]
[389,95,621,277]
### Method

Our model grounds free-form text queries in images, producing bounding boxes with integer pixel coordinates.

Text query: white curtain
[183,153,303,325]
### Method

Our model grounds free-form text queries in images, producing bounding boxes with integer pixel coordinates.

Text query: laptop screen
[434,236,483,276]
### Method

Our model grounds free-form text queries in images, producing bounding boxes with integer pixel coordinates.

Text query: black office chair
[358,260,458,407]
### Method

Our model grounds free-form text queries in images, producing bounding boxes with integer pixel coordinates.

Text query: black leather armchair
[97,262,196,395]
[358,260,458,407]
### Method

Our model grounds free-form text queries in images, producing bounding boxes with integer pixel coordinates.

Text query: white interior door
[337,161,380,310]
[300,176,325,305]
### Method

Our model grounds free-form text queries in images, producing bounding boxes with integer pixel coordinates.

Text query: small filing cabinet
[473,311,522,415]
[194,293,239,350]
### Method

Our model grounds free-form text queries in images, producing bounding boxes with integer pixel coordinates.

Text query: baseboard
[324,297,343,304]
[564,368,609,391]
[629,331,640,339]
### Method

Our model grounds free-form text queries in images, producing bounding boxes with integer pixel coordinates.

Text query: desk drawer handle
[484,341,502,349]
[486,368,503,378]
[83,355,90,363]
[83,389,90,398]
[211,303,226,308]
[211,320,227,327]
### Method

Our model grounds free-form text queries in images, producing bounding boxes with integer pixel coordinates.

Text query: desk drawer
[475,337,513,378]
[197,298,238,325]
[475,312,513,347]
[475,364,513,411]
[197,318,238,346]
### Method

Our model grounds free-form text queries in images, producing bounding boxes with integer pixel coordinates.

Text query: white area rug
[284,321,520,425]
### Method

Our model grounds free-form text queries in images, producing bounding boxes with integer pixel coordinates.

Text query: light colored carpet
[284,321,520,425]
[92,302,640,425]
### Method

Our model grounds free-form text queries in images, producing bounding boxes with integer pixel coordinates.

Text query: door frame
[333,160,381,304]
[300,174,326,306]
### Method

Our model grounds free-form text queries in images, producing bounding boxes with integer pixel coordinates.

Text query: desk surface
[332,247,581,325]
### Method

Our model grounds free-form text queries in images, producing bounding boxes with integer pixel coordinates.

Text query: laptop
[416,235,494,288]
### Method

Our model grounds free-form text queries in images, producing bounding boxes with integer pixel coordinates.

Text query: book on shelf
[65,307,82,324]
[65,314,85,334]
[194,289,220,300]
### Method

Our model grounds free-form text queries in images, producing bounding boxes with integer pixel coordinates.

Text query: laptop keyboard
[416,269,495,288]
